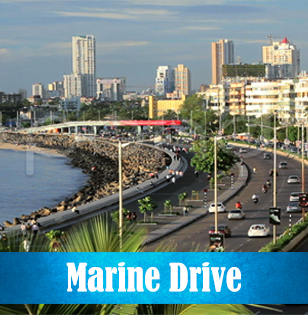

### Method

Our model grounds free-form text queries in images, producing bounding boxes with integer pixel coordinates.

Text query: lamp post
[247,114,284,244]
[214,135,218,233]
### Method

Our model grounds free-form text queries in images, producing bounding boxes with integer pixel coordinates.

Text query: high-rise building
[96,77,126,101]
[262,37,300,78]
[64,34,96,98]
[212,39,234,85]
[155,66,175,96]
[174,64,191,97]
[32,83,45,98]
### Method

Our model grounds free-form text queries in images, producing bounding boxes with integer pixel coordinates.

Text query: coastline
[0,133,171,228]
[0,142,64,157]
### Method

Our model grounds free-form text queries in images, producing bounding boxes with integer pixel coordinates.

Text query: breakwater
[0,132,171,227]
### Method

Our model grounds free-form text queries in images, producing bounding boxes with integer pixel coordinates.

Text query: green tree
[164,200,173,213]
[179,95,207,131]
[111,207,131,228]
[190,138,240,175]
[178,192,188,206]
[138,196,157,223]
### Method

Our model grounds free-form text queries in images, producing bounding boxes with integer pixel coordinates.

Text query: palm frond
[60,214,146,252]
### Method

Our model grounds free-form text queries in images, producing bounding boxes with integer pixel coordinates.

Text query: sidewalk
[142,161,249,246]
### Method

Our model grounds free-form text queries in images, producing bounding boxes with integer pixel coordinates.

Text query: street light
[214,135,218,233]
[105,140,135,250]
[247,112,283,244]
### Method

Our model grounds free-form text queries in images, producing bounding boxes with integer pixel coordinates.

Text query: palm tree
[178,192,188,206]
[138,196,157,223]
[164,200,173,214]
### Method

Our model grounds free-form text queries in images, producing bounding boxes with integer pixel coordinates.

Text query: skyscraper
[155,66,175,96]
[174,64,191,97]
[64,34,96,98]
[262,37,300,78]
[212,39,234,85]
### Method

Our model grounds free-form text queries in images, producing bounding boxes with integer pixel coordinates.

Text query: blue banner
[0,252,307,304]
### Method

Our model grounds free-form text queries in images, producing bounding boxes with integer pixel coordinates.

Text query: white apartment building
[155,66,175,96]
[174,64,191,97]
[32,83,44,98]
[262,37,300,79]
[294,78,308,120]
[96,77,126,101]
[63,74,82,98]
[64,35,96,98]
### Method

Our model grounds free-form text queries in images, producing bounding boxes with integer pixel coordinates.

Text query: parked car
[209,225,231,237]
[287,175,300,184]
[208,202,226,213]
[248,224,270,238]
[290,146,298,153]
[279,161,288,169]
[286,201,301,213]
[290,192,301,202]
[227,209,246,220]
[263,153,271,160]
[239,147,247,153]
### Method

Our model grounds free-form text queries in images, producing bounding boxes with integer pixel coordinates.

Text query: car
[227,209,246,220]
[239,147,247,153]
[290,192,301,202]
[208,202,226,213]
[290,146,298,153]
[226,144,233,150]
[248,224,270,238]
[286,201,301,213]
[287,175,300,184]
[263,153,271,160]
[279,161,288,169]
[209,225,231,237]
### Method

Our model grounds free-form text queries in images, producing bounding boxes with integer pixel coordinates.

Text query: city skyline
[0,0,308,96]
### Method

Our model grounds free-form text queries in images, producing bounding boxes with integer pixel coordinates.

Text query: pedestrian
[31,222,39,237]
[194,171,199,178]
[23,238,31,252]
[132,212,137,222]
[253,167,257,174]
[172,176,176,183]
[20,223,27,237]
[155,173,159,179]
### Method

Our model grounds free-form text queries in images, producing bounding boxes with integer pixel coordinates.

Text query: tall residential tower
[174,64,191,97]
[64,34,96,98]
[212,39,234,85]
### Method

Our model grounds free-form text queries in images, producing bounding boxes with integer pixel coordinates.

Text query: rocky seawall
[0,132,171,227]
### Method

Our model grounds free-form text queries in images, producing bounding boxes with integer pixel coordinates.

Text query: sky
[0,0,307,96]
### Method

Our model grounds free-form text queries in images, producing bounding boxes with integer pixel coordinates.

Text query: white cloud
[0,48,9,54]
[182,26,221,31]
[54,7,175,21]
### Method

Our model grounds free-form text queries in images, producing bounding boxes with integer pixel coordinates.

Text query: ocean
[0,149,89,225]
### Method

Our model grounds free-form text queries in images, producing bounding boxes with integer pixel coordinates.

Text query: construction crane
[266,34,281,45]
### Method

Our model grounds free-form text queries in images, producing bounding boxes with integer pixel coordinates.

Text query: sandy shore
[0,142,64,156]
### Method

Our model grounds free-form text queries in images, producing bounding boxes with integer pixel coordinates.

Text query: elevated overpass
[24,120,182,135]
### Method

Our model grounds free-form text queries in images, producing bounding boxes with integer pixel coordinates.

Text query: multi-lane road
[141,146,306,252]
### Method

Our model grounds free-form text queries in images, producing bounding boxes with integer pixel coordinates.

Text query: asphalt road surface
[142,147,306,252]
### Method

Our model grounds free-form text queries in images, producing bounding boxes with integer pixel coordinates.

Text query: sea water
[0,149,89,224]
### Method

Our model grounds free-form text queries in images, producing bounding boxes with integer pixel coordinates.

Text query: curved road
[142,147,306,252]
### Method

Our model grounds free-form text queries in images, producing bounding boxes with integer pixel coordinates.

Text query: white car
[208,202,226,213]
[290,192,301,202]
[279,161,288,169]
[239,147,247,153]
[248,224,270,238]
[287,175,300,184]
[227,209,246,220]
[226,144,233,150]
